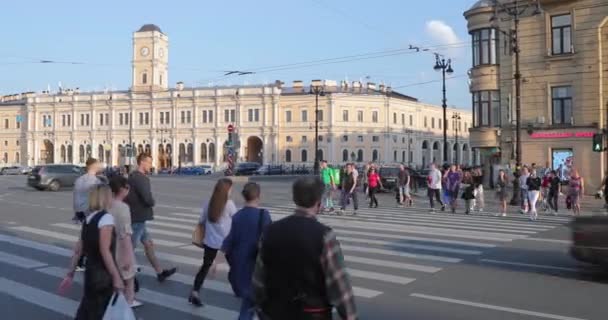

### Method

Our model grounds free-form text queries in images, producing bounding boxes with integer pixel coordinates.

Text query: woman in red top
[367,167,383,208]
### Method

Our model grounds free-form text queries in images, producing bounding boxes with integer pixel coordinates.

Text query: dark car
[379,167,400,192]
[255,165,284,175]
[234,162,261,176]
[27,164,84,191]
[571,215,608,268]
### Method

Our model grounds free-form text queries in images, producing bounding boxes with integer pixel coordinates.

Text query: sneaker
[130,300,143,308]
[440,205,446,212]
[353,210,358,216]
[502,213,507,217]
[429,208,436,213]
[478,208,484,212]
[157,267,177,282]
[75,266,85,272]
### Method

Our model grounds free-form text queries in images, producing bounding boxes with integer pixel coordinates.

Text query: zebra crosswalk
[0,202,572,319]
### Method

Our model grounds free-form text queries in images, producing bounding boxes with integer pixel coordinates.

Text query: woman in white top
[109,176,142,308]
[64,184,124,319]
[189,178,237,306]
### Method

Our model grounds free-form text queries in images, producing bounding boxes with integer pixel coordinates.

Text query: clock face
[159,48,165,57]
[140,47,150,57]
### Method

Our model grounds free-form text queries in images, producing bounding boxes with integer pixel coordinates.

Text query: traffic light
[593,133,604,152]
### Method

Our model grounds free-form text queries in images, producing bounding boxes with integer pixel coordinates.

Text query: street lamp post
[491,0,542,165]
[452,112,461,164]
[404,129,413,165]
[433,54,454,164]
[310,80,325,175]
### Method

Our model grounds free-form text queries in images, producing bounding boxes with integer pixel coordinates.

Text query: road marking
[338,236,483,255]
[479,259,579,272]
[0,277,78,317]
[341,245,462,263]
[332,229,497,248]
[152,252,387,295]
[410,293,588,320]
[169,211,524,242]
[11,226,79,242]
[51,223,186,247]
[0,233,72,257]
[38,266,239,320]
[344,256,441,273]
[138,266,237,297]
[348,269,415,285]
[519,237,571,244]
[148,220,192,231]
[0,250,48,269]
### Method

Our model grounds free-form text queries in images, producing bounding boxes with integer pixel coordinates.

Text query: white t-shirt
[86,210,115,229]
[428,168,442,190]
[199,200,237,250]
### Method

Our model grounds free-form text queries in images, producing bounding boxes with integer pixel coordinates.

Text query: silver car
[1,166,28,175]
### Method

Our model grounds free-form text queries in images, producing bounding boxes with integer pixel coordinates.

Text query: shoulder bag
[192,211,206,249]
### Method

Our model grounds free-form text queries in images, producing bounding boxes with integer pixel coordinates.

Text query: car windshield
[379,167,400,176]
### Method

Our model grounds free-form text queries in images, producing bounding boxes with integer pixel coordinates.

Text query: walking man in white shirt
[427,164,445,212]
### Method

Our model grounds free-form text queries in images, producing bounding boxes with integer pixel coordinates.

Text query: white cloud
[425,20,463,57]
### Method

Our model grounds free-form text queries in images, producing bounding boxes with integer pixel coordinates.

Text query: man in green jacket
[320,160,335,213]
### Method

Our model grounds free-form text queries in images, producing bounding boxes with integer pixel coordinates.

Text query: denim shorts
[131,222,151,248]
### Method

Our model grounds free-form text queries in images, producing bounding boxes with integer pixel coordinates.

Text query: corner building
[464,0,608,190]
[0,24,471,170]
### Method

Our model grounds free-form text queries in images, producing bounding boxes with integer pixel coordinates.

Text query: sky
[0,0,476,108]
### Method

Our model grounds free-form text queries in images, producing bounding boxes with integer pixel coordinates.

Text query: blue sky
[0,0,475,108]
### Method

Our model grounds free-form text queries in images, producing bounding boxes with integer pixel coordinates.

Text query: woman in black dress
[64,184,124,319]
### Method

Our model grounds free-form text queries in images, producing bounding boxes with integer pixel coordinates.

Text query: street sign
[227,124,234,133]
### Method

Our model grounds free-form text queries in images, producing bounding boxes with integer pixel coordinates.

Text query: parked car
[234,162,261,176]
[256,165,284,175]
[200,165,213,175]
[1,166,29,175]
[379,166,400,191]
[27,164,84,191]
[570,215,608,268]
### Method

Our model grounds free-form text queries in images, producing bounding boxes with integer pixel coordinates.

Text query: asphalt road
[0,174,607,320]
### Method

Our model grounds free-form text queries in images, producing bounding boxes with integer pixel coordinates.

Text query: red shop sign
[530,131,595,139]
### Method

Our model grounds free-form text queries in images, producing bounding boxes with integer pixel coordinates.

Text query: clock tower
[132,24,168,92]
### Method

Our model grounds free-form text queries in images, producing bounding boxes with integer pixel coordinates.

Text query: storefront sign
[530,131,595,139]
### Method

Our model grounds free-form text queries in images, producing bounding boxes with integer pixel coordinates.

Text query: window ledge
[545,53,575,62]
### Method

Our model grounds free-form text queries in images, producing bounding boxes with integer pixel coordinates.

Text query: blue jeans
[239,297,255,320]
[131,222,151,248]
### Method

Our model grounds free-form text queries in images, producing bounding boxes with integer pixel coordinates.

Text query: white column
[214,135,222,168]
[172,136,178,167]
[262,134,268,164]
[193,137,199,165]
[33,139,39,166]
[271,133,278,164]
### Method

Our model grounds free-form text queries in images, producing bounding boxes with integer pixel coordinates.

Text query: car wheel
[48,180,61,192]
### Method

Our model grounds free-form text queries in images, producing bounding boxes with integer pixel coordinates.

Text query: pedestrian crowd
[61,154,358,320]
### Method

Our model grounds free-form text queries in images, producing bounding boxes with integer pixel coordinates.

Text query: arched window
[60,145,66,163]
[86,145,92,159]
[79,145,85,163]
[285,149,292,163]
[316,149,323,162]
[301,149,308,162]
[98,145,104,162]
[372,149,379,161]
[67,145,73,163]
[187,143,194,163]
[142,72,148,84]
[145,144,151,156]
[15,152,20,163]
[393,150,398,162]
[179,143,186,162]
[137,144,144,156]
[402,151,406,163]
[357,149,363,162]
[200,143,208,162]
[2,153,7,163]
[342,149,348,162]
[208,143,216,162]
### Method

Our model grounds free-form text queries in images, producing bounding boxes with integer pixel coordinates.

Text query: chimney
[379,84,386,92]
[352,81,361,88]
[293,80,304,93]
[366,82,376,91]
[340,80,348,89]
[176,81,184,91]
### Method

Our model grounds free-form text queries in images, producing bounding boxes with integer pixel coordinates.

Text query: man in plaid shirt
[253,176,358,320]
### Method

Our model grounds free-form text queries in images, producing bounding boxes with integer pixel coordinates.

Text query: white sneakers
[130,300,143,308]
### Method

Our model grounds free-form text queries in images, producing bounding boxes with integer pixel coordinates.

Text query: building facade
[464,0,608,190]
[0,24,471,170]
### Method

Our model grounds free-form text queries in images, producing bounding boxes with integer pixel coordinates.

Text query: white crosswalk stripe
[0,200,569,319]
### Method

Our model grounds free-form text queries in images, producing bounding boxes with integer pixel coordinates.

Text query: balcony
[469,126,500,148]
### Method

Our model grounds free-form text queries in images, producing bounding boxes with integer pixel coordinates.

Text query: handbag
[192,212,206,248]
[102,292,136,320]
